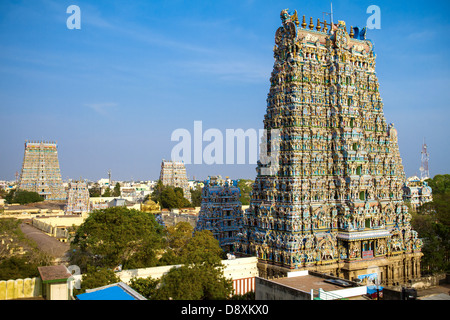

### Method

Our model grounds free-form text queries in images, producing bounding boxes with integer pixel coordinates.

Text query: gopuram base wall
[257,251,423,286]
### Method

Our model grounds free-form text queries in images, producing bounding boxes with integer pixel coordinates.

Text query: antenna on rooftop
[322,2,334,31]
[331,2,334,25]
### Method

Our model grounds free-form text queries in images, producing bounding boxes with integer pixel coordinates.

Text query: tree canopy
[425,174,450,195]
[411,174,450,274]
[76,266,121,294]
[70,207,165,271]
[151,180,192,209]
[69,207,233,299]
[113,182,121,197]
[190,185,202,207]
[152,263,233,300]
[0,218,52,280]
[5,190,44,205]
[129,227,232,300]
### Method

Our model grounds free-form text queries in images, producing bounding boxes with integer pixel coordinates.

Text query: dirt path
[19,222,70,261]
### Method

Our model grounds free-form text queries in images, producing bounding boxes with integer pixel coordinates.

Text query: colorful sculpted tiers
[236,10,422,284]
[159,160,192,202]
[65,180,90,215]
[18,140,66,200]
[195,176,244,252]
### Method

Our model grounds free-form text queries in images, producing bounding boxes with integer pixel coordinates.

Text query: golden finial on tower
[309,17,314,30]
[323,20,328,33]
[316,18,321,31]
[302,15,307,28]
[350,26,354,38]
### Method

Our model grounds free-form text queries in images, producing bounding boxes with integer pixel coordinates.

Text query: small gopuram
[18,140,66,200]
[159,160,192,202]
[402,176,432,211]
[236,9,423,286]
[65,179,90,215]
[195,176,244,252]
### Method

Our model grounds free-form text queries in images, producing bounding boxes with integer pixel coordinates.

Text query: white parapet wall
[287,270,309,278]
[70,256,258,296]
[322,286,368,300]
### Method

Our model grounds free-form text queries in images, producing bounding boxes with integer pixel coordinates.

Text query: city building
[159,160,191,202]
[402,176,433,211]
[255,270,370,300]
[236,10,423,286]
[195,176,244,252]
[18,140,66,200]
[65,180,90,215]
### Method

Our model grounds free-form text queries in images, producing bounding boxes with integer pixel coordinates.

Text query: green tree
[157,228,230,299]
[5,190,44,205]
[102,187,111,197]
[4,189,15,204]
[0,219,52,280]
[70,207,165,271]
[129,276,160,300]
[89,183,101,197]
[151,180,192,209]
[174,187,191,208]
[151,180,165,203]
[411,174,450,274]
[190,186,202,207]
[153,263,233,300]
[113,182,121,197]
[0,256,40,281]
[76,266,121,294]
[159,222,193,265]
[425,174,450,195]
[180,230,225,265]
[159,187,178,209]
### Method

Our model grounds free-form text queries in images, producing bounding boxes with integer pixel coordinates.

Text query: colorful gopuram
[18,140,66,200]
[195,176,244,252]
[402,176,433,211]
[159,160,192,203]
[65,180,90,215]
[236,10,423,285]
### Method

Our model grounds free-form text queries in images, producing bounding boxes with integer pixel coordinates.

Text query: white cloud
[85,102,118,115]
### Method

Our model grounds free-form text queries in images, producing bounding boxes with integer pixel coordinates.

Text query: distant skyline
[0,0,449,181]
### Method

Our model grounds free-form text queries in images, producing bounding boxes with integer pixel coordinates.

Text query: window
[359,191,365,200]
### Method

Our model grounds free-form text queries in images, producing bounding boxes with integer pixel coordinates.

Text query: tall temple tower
[159,160,192,202]
[195,176,244,252]
[236,10,422,285]
[18,140,66,200]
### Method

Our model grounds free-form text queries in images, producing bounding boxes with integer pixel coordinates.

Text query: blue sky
[0,0,449,181]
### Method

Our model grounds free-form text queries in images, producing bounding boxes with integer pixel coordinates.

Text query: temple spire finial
[309,17,314,30]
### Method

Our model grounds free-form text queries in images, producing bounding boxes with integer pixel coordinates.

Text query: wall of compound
[0,277,42,300]
[255,277,311,300]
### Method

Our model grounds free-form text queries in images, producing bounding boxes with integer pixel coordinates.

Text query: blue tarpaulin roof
[367,285,383,294]
[76,282,146,300]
